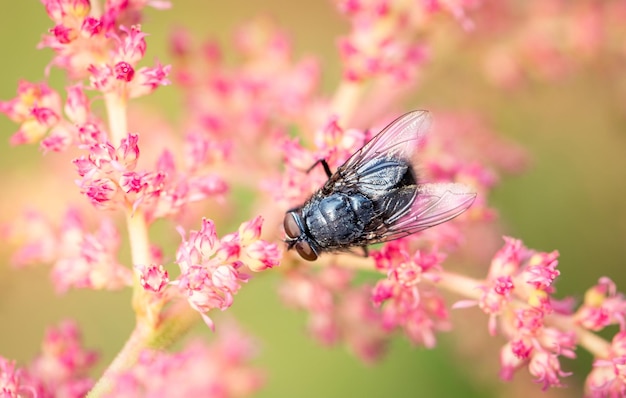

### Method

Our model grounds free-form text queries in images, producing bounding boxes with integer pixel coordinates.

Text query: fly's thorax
[302,191,376,249]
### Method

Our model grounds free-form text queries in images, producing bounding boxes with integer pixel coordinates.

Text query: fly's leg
[361,246,369,257]
[307,159,333,178]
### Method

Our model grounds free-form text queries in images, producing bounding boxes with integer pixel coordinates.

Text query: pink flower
[127,61,171,98]
[0,358,25,397]
[81,16,103,36]
[114,25,147,65]
[372,243,444,304]
[476,275,515,336]
[64,84,90,124]
[88,64,116,92]
[114,61,135,81]
[6,1,626,396]
[0,80,62,145]
[5,209,58,267]
[528,350,572,391]
[5,208,132,293]
[499,342,525,381]
[42,0,91,24]
[244,240,281,272]
[26,320,98,397]
[239,215,263,245]
[488,236,526,279]
[51,215,132,293]
[138,264,169,293]
[575,277,626,332]
[586,332,626,397]
[523,250,560,290]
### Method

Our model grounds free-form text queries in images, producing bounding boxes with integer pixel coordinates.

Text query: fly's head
[283,210,319,261]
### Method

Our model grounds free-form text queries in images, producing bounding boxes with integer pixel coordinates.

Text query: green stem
[330,80,364,124]
[90,0,102,17]
[126,211,157,323]
[86,324,151,397]
[104,92,128,145]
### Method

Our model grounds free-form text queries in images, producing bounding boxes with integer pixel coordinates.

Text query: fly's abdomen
[304,192,375,249]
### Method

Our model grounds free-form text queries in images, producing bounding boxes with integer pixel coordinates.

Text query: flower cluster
[73,132,227,218]
[4,207,131,293]
[162,216,280,329]
[0,80,58,146]
[450,238,626,393]
[580,279,626,396]
[474,1,626,90]
[0,320,98,397]
[168,17,320,187]
[372,242,450,348]
[453,238,573,389]
[334,0,479,82]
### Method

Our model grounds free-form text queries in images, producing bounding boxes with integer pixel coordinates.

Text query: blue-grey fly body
[284,111,476,261]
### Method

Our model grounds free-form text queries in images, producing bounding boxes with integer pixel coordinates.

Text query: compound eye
[295,240,318,261]
[284,212,302,239]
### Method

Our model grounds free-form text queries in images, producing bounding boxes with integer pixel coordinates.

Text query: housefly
[284,110,476,261]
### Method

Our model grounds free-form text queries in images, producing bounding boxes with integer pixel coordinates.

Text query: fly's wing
[325,111,431,190]
[369,183,477,243]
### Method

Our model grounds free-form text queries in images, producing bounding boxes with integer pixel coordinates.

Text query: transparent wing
[339,110,431,176]
[371,183,476,243]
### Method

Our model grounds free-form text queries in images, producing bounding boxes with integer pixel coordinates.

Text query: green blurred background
[1,1,625,397]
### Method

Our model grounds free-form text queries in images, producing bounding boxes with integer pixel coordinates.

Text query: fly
[284,110,476,261]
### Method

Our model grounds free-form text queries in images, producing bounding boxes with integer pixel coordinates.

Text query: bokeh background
[1,1,625,397]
